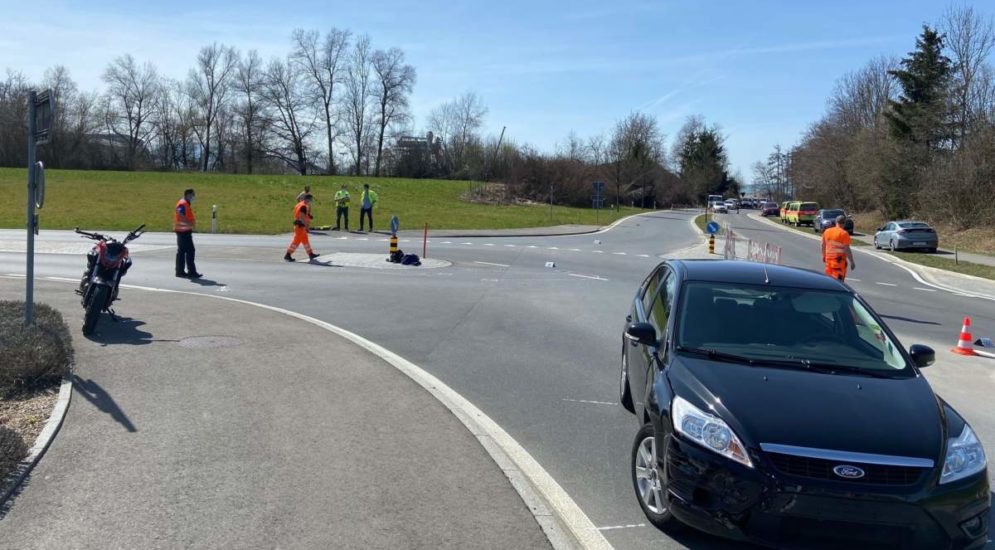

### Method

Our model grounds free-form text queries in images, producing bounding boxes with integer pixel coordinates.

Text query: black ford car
[619,260,989,549]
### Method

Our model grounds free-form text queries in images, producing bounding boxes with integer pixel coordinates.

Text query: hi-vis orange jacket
[174,198,195,232]
[293,200,312,228]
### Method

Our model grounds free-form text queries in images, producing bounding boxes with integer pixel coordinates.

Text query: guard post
[388,215,399,257]
[25,89,54,326]
[705,220,719,255]
[211,204,218,233]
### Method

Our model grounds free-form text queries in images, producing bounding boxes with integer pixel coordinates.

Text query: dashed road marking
[505,244,516,248]
[637,254,650,258]
[876,282,897,287]
[441,241,453,244]
[597,523,646,531]
[593,250,604,254]
[475,261,510,268]
[548,246,559,250]
[461,242,473,245]
[568,273,609,281]
[848,278,861,282]
[613,252,627,256]
[562,399,616,406]
[527,245,538,249]
[569,248,581,252]
[915,287,937,292]
[485,243,495,247]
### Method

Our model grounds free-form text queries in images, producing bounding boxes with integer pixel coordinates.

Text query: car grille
[766,452,926,485]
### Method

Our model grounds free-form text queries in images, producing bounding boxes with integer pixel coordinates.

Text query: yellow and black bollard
[389,235,399,255]
[708,234,715,254]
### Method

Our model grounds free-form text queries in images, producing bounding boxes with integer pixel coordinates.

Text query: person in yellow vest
[358,184,379,232]
[333,184,350,231]
[174,188,202,278]
[285,194,320,262]
[822,215,855,281]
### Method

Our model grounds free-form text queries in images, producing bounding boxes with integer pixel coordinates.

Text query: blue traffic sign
[390,215,399,236]
[706,221,720,235]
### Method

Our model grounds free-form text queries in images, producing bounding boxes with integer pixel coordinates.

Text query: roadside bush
[0,301,73,397]
[0,426,29,482]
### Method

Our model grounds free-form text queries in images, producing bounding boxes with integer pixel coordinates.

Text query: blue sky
[4,0,993,178]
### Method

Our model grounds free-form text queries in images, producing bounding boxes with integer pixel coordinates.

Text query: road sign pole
[25,91,37,326]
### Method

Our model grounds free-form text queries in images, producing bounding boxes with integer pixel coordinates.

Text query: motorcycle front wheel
[82,285,109,335]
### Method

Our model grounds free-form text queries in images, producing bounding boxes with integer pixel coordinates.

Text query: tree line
[755,5,995,230]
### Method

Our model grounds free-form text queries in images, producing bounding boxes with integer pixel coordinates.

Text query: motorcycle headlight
[672,396,753,468]
[940,425,986,484]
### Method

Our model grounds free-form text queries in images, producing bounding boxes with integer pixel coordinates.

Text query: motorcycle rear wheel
[82,285,109,335]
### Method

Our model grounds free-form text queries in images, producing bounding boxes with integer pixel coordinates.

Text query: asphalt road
[1,209,993,549]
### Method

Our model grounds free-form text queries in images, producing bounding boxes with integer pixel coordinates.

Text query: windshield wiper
[761,357,897,379]
[676,346,757,365]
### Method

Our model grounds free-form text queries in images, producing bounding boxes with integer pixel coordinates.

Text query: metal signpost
[25,90,53,326]
[592,182,605,225]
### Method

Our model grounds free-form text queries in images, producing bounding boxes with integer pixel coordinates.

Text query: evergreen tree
[886,26,954,149]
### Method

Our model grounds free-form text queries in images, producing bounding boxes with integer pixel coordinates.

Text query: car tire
[889,239,896,252]
[620,344,634,413]
[631,423,681,530]
[873,237,879,249]
[927,247,937,253]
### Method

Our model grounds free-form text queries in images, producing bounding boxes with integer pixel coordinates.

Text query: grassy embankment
[0,168,639,234]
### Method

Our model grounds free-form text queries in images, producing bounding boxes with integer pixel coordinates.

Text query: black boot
[284,253,295,262]
[308,252,320,261]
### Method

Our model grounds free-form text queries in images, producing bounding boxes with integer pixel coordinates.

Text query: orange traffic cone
[952,317,977,356]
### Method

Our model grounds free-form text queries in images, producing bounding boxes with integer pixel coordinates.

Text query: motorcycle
[75,224,145,335]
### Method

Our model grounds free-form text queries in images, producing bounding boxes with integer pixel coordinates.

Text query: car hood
[669,356,945,461]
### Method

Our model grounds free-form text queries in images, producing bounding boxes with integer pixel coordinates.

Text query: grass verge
[694,214,724,235]
[886,251,995,282]
[0,168,640,234]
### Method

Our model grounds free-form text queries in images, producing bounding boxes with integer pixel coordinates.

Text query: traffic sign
[706,221,720,235]
[390,215,399,236]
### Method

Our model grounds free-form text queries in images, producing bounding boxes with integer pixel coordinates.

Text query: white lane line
[562,398,615,406]
[547,246,559,250]
[358,237,369,241]
[914,287,938,292]
[613,252,627,256]
[527,245,538,249]
[505,244,516,248]
[461,242,473,245]
[336,236,348,240]
[7,275,610,550]
[485,243,495,247]
[5,273,24,277]
[569,248,581,252]
[475,261,510,268]
[441,241,453,244]
[401,239,411,243]
[637,254,650,258]
[597,523,647,531]
[45,276,79,283]
[568,273,609,281]
[847,278,861,282]
[593,250,604,254]
[875,282,898,287]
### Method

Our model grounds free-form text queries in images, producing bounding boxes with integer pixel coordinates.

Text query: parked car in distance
[779,201,791,223]
[620,259,989,549]
[712,202,728,214]
[725,199,739,210]
[761,202,780,216]
[874,221,939,253]
[814,209,854,234]
[786,201,819,226]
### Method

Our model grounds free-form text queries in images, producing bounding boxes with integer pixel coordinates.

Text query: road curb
[747,213,995,299]
[2,276,606,550]
[0,374,73,507]
[391,209,680,239]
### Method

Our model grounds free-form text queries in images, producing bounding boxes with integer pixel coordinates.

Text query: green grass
[0,168,640,234]
[694,214,724,235]
[888,251,995,281]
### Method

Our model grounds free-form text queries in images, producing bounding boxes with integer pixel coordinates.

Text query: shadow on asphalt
[878,314,942,326]
[654,524,761,549]
[85,317,160,346]
[185,277,225,288]
[72,375,137,433]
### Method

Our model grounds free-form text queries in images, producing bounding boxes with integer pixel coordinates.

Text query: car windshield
[800,203,818,210]
[676,282,913,377]
[823,209,843,218]
[899,222,931,229]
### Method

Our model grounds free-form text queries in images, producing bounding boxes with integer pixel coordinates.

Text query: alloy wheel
[634,435,665,514]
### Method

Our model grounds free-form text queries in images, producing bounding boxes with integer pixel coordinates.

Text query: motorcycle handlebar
[74,227,105,241]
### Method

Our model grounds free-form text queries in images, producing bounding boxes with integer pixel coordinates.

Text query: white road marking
[568,273,609,281]
[637,254,650,258]
[5,275,610,550]
[593,250,604,254]
[475,261,510,268]
[505,244,516,248]
[481,278,500,282]
[485,243,496,247]
[562,398,615,406]
[461,242,473,245]
[569,248,581,252]
[527,245,538,249]
[597,523,647,531]
[876,282,898,287]
[547,246,559,250]
[613,252,627,256]
[847,278,861,282]
[44,276,78,282]
[441,241,453,244]
[914,287,937,292]
[336,236,348,240]
[401,239,411,243]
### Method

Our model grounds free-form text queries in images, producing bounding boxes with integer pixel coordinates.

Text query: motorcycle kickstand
[107,309,120,322]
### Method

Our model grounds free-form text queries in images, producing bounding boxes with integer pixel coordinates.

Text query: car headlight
[940,425,987,484]
[672,396,753,468]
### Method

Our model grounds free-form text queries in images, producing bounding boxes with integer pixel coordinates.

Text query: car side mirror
[625,322,658,347]
[909,344,935,368]
[877,226,885,231]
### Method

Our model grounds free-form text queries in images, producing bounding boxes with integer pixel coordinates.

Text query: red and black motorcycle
[75,224,145,335]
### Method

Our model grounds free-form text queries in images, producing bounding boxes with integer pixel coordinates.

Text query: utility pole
[25,90,53,326]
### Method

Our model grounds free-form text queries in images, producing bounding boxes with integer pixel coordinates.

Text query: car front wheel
[631,423,680,530]
[889,239,897,252]
[873,236,879,249]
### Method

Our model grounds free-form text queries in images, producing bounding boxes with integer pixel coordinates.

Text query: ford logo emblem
[833,465,866,479]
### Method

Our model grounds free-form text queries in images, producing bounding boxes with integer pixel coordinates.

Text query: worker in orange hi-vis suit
[284,194,320,262]
[821,215,855,281]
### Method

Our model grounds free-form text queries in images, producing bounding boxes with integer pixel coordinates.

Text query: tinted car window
[823,209,843,218]
[647,272,675,333]
[641,268,664,312]
[676,282,913,375]
[800,202,818,210]
[899,222,930,229]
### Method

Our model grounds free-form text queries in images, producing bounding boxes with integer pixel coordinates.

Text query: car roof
[670,259,848,291]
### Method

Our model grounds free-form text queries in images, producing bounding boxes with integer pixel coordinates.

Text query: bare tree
[261,57,316,175]
[429,91,487,176]
[233,49,266,174]
[187,43,239,171]
[291,28,350,175]
[371,47,416,176]
[102,54,162,169]
[942,5,995,143]
[829,56,897,131]
[343,35,373,174]
[0,70,32,167]
[609,112,666,209]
